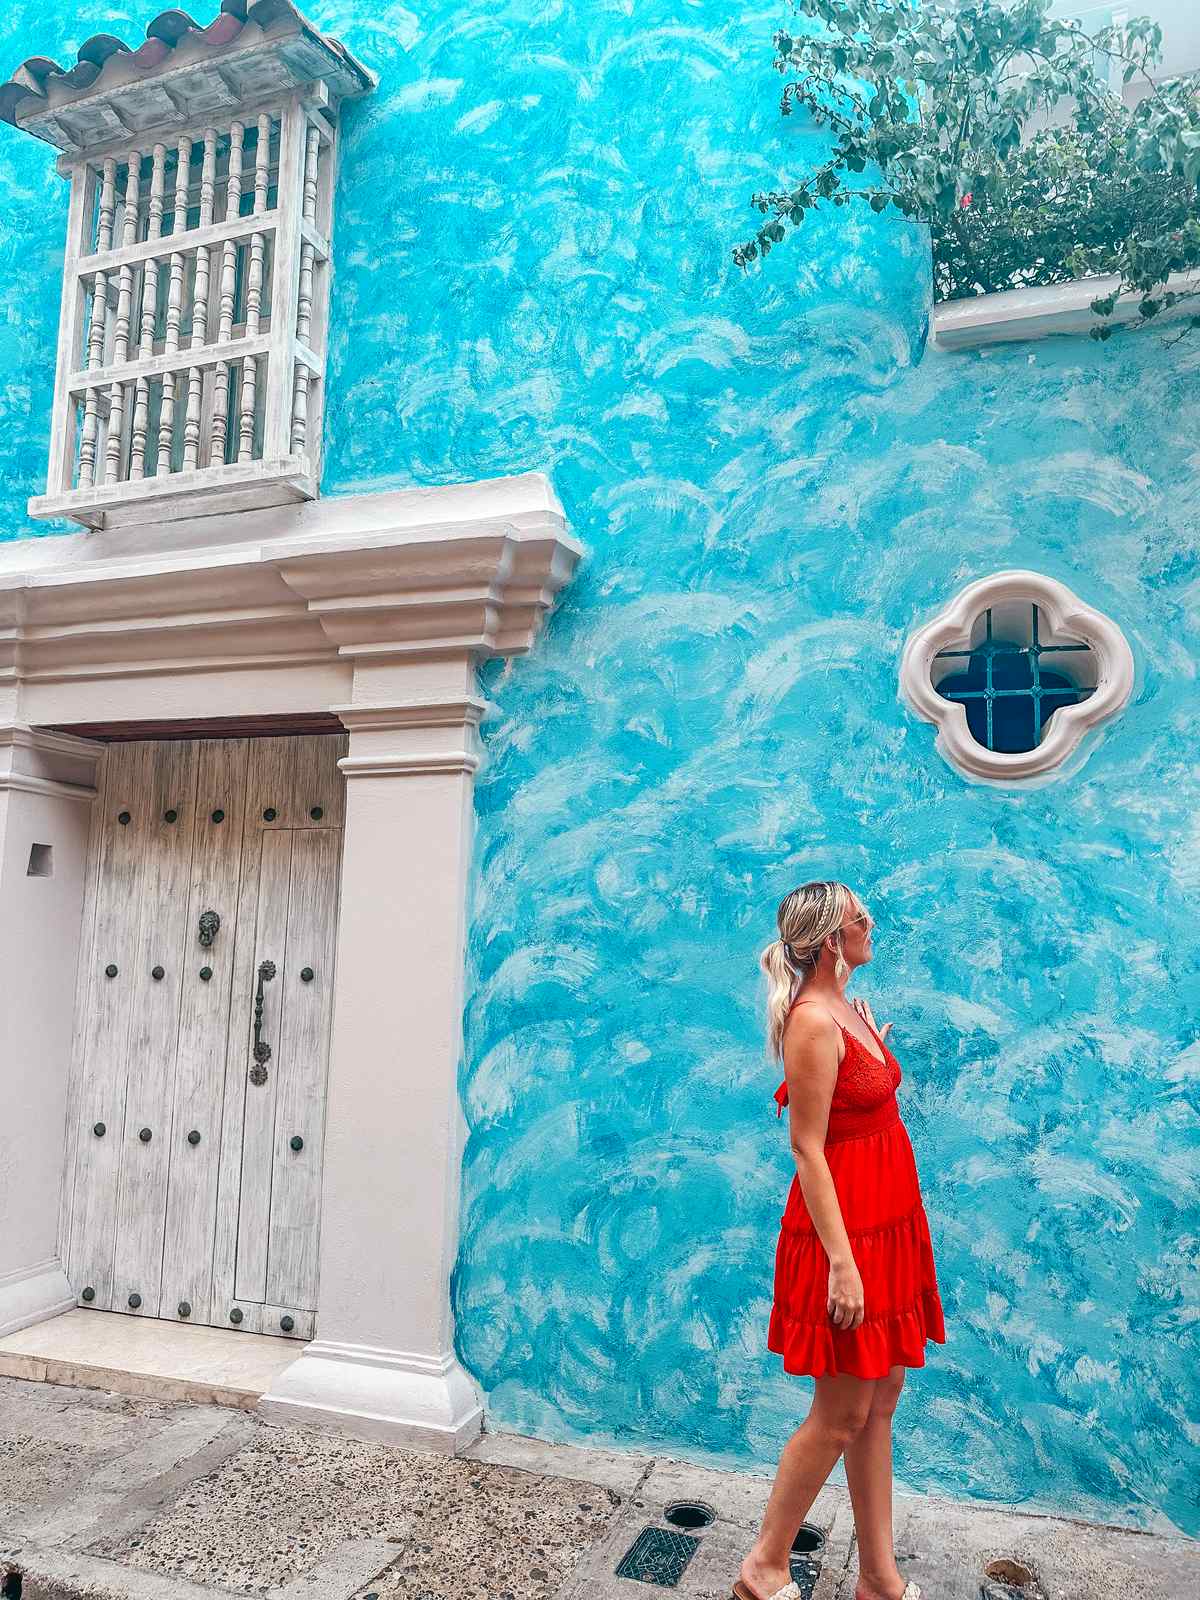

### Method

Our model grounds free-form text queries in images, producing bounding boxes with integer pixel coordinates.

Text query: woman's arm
[781,1006,865,1330]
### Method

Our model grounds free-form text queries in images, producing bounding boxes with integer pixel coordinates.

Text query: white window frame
[899,571,1135,785]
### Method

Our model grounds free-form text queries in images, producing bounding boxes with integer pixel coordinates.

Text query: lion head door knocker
[198,910,221,947]
[250,960,277,1085]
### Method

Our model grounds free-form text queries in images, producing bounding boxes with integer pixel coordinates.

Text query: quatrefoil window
[899,572,1134,783]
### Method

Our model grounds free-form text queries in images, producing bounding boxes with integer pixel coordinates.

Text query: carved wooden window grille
[33,97,336,528]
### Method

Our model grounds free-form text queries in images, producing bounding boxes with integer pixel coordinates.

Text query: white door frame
[0,473,580,1452]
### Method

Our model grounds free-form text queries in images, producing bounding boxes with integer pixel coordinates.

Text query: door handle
[250,960,277,1084]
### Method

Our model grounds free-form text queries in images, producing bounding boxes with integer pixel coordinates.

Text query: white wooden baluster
[102,152,143,485]
[127,142,167,482]
[209,120,244,467]
[290,123,322,454]
[111,152,142,360]
[77,158,118,489]
[157,136,192,475]
[183,129,217,471]
[237,113,272,462]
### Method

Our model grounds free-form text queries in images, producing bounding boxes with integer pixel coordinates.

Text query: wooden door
[63,734,346,1340]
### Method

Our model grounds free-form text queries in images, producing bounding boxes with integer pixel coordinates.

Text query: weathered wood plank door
[64,734,346,1340]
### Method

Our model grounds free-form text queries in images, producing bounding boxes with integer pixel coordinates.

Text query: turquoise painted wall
[1,2,1197,1535]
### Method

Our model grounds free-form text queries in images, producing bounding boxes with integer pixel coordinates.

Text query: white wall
[1050,1,1200,94]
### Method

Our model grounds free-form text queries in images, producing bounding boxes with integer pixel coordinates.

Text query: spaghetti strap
[777,999,821,1115]
[773,1001,888,1114]
[775,1001,828,1116]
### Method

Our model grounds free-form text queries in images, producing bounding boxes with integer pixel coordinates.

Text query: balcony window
[0,3,373,529]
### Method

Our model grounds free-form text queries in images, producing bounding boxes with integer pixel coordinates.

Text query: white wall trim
[333,699,486,778]
[0,1258,77,1340]
[0,726,105,761]
[0,772,97,802]
[931,270,1200,351]
[337,754,481,779]
[0,476,581,712]
[0,722,103,794]
[899,570,1135,785]
[259,1338,484,1453]
[332,699,486,733]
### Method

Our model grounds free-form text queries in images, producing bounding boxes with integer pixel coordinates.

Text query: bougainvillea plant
[735,0,1200,338]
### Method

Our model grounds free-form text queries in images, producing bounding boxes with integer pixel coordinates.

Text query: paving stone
[0,1436,90,1523]
[464,1432,653,1497]
[88,1424,623,1598]
[632,1460,849,1533]
[865,1493,1200,1600]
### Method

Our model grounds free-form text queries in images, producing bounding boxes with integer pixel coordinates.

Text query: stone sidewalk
[0,1376,1195,1600]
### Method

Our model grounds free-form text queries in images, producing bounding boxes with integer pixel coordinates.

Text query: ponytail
[760,938,798,1062]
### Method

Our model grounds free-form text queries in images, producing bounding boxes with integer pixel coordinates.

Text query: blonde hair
[760,881,862,1060]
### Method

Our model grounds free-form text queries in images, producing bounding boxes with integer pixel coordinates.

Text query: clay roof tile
[0,0,340,131]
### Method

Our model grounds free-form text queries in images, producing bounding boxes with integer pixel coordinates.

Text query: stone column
[260,657,486,1450]
[0,726,102,1336]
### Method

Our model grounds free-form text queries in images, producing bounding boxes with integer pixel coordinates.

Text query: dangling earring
[833,933,849,986]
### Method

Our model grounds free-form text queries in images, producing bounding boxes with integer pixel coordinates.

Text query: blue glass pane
[936,651,1088,753]
[992,649,1035,693]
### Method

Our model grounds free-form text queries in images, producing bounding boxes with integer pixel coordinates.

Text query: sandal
[734,1577,921,1600]
[731,1584,802,1600]
[852,1584,923,1600]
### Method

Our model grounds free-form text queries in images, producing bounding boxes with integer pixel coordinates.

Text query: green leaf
[732,0,1200,346]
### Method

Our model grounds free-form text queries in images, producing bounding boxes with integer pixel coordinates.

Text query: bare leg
[738,1374,875,1600]
[842,1366,907,1600]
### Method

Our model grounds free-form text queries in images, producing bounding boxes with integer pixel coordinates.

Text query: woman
[733,882,946,1600]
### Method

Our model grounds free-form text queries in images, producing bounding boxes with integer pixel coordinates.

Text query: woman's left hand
[853,996,892,1042]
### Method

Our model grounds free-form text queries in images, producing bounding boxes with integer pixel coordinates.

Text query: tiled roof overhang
[0,1,373,154]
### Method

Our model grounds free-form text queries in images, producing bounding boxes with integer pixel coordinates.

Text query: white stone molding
[2,5,374,529]
[0,724,104,796]
[0,772,98,803]
[0,1259,77,1341]
[931,270,1200,351]
[334,699,487,733]
[260,1339,483,1452]
[899,570,1135,785]
[0,476,581,718]
[334,699,487,778]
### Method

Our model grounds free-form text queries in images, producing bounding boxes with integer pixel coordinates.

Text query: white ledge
[930,271,1200,351]
[0,474,582,683]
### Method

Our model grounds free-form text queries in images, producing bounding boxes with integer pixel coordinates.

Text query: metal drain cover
[788,1553,822,1600]
[615,1526,700,1587]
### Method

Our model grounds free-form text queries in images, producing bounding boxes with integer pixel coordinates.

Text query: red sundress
[768,1002,947,1379]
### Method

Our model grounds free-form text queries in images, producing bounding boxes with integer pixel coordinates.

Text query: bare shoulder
[782,1001,840,1051]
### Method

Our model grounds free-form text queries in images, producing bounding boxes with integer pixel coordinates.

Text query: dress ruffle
[768,1283,946,1379]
